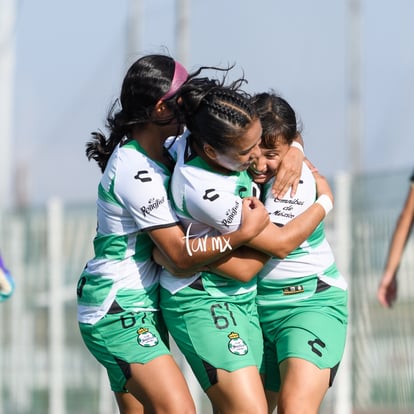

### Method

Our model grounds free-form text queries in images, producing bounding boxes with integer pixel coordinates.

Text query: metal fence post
[334,172,353,414]
[47,198,65,414]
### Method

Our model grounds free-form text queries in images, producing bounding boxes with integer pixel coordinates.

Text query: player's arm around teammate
[77,56,268,414]
[209,92,347,414]
[252,92,346,414]
[157,76,333,414]
[207,164,333,282]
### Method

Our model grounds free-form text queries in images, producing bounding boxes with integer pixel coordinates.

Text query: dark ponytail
[86,54,176,172]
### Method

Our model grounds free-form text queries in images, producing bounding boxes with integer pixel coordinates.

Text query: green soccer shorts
[258,284,348,392]
[160,283,263,391]
[79,309,170,392]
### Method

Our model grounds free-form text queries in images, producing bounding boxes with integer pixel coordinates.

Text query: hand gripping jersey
[160,133,259,296]
[77,139,179,324]
[257,162,347,306]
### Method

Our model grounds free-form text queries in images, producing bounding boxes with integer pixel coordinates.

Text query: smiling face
[249,134,290,184]
[204,118,263,172]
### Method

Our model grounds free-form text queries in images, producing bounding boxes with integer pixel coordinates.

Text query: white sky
[8,0,414,205]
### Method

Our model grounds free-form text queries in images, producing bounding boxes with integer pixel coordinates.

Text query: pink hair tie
[161,61,188,101]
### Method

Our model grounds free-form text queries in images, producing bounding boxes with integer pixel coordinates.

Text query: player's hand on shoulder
[272,134,304,198]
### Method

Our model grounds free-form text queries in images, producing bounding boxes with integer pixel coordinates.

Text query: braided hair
[86,54,179,173]
[178,76,258,153]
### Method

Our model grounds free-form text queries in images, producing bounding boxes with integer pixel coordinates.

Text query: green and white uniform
[160,134,263,391]
[77,139,179,392]
[257,162,348,392]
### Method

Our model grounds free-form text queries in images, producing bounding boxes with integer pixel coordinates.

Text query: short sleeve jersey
[410,169,414,184]
[77,139,179,324]
[160,134,259,296]
[257,162,347,294]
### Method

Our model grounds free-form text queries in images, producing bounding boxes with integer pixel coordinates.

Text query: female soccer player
[158,78,334,414]
[377,169,414,308]
[77,55,269,414]
[250,92,348,414]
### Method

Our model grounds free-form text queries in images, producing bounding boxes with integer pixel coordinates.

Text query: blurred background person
[377,170,414,308]
[0,253,14,302]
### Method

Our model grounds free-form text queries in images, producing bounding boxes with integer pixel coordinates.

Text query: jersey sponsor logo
[202,189,219,202]
[307,338,326,357]
[221,200,241,227]
[184,223,232,256]
[227,331,248,356]
[282,285,304,295]
[269,197,305,220]
[271,197,304,207]
[270,209,295,220]
[140,196,166,216]
[137,327,159,347]
[134,170,152,182]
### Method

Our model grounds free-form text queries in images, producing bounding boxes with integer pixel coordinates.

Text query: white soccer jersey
[258,162,347,291]
[77,139,179,324]
[160,134,259,295]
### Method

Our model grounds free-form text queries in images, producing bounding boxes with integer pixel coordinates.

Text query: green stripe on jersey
[98,180,123,207]
[286,222,325,259]
[93,232,153,261]
[93,233,129,259]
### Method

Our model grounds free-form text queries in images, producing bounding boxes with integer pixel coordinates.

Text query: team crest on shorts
[227,331,248,355]
[137,327,158,347]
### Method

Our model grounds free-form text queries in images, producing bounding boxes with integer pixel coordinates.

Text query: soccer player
[158,78,333,414]
[377,169,414,308]
[77,55,269,414]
